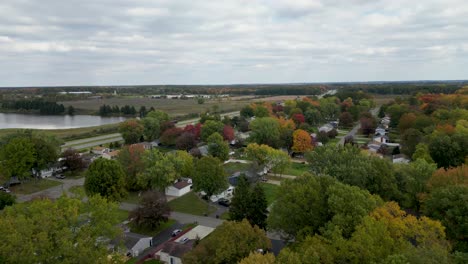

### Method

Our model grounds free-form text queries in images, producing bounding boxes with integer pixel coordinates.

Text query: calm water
[0,113,126,129]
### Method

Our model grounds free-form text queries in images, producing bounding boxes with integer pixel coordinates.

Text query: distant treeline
[99,104,137,116]
[342,84,463,95]
[1,81,466,97]
[0,99,65,115]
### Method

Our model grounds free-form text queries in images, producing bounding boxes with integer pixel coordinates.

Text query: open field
[10,179,62,195]
[61,97,251,117]
[373,95,398,106]
[253,95,307,102]
[168,192,217,216]
[0,123,119,141]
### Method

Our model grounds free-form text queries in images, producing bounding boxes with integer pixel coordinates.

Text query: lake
[0,113,126,130]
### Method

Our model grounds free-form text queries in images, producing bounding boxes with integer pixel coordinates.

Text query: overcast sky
[0,0,467,86]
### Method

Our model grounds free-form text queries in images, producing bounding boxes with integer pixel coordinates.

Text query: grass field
[68,185,85,197]
[116,209,130,222]
[10,179,62,195]
[283,162,310,176]
[168,192,216,216]
[121,192,142,204]
[130,219,176,237]
[260,183,280,206]
[61,97,251,117]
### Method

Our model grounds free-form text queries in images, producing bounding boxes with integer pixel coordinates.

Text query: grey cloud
[0,0,467,86]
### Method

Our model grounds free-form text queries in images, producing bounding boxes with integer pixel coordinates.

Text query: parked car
[171,229,182,237]
[55,174,66,179]
[218,198,230,207]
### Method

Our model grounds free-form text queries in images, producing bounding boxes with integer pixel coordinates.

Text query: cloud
[0,0,467,86]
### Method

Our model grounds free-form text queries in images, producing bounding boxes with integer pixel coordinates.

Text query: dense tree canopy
[183,220,271,264]
[119,119,144,144]
[117,144,146,191]
[249,117,281,147]
[129,191,170,230]
[192,156,228,198]
[207,132,230,161]
[84,158,127,201]
[0,196,122,263]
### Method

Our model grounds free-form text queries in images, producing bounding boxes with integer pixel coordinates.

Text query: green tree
[401,128,422,157]
[84,158,127,201]
[0,137,35,180]
[167,150,194,178]
[239,252,276,264]
[138,149,177,192]
[229,176,251,222]
[254,106,270,118]
[422,185,468,252]
[429,134,464,168]
[0,192,15,210]
[305,108,322,126]
[269,149,291,176]
[0,195,122,263]
[412,143,434,163]
[129,191,170,230]
[248,184,268,229]
[249,117,281,147]
[141,116,160,141]
[192,156,228,198]
[201,120,224,141]
[240,105,254,118]
[119,119,144,144]
[183,219,271,264]
[67,105,75,115]
[207,132,229,161]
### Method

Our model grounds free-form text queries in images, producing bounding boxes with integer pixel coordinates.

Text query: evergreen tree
[229,176,251,221]
[248,184,268,229]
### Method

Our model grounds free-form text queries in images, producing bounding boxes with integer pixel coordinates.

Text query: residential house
[375,127,387,136]
[92,146,109,155]
[373,135,389,144]
[132,142,153,150]
[157,226,215,264]
[166,180,192,197]
[102,150,120,160]
[318,124,334,133]
[392,154,410,164]
[198,145,208,156]
[111,232,153,258]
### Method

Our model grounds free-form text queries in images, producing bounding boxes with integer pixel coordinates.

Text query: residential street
[336,106,380,146]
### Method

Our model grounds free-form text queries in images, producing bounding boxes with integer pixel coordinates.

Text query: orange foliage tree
[292,129,313,153]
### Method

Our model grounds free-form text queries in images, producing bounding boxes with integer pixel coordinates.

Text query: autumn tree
[292,129,313,153]
[222,125,235,141]
[175,132,197,150]
[84,158,127,201]
[360,116,377,136]
[0,195,123,263]
[61,148,86,171]
[292,113,305,125]
[117,144,146,191]
[119,119,144,144]
[183,220,271,264]
[160,127,183,146]
[425,165,468,192]
[339,112,354,128]
[398,112,417,133]
[129,191,170,230]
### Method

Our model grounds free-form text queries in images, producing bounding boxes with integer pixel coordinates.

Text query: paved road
[336,106,380,146]
[16,177,85,202]
[175,111,240,127]
[62,133,122,147]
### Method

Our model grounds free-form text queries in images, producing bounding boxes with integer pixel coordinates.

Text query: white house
[392,154,410,164]
[375,127,386,136]
[113,232,153,258]
[319,124,334,133]
[166,181,192,197]
[157,226,214,264]
[373,135,389,144]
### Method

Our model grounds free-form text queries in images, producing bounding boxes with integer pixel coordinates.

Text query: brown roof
[106,150,120,157]
[161,241,194,258]
[173,181,191,190]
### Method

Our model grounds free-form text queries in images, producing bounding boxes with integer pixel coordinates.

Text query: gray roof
[161,240,195,258]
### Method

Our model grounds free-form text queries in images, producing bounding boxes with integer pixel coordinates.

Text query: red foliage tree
[160,127,183,146]
[223,125,235,141]
[176,132,197,150]
[292,113,305,125]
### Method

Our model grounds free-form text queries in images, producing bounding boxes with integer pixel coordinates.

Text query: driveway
[336,106,380,146]
[16,177,85,202]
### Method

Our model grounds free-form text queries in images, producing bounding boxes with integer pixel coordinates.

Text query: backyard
[283,162,310,176]
[168,192,217,216]
[260,183,280,206]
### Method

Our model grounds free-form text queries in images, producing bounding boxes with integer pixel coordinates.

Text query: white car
[171,229,182,237]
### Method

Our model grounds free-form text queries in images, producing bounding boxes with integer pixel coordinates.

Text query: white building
[166,181,192,197]
[393,154,410,164]
[117,232,153,257]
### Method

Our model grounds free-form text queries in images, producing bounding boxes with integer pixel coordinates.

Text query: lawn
[283,162,310,176]
[121,192,142,204]
[10,179,62,195]
[223,162,252,176]
[260,183,280,206]
[116,209,130,222]
[168,192,216,216]
[130,219,176,237]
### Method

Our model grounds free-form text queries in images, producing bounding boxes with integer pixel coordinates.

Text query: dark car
[218,198,230,207]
